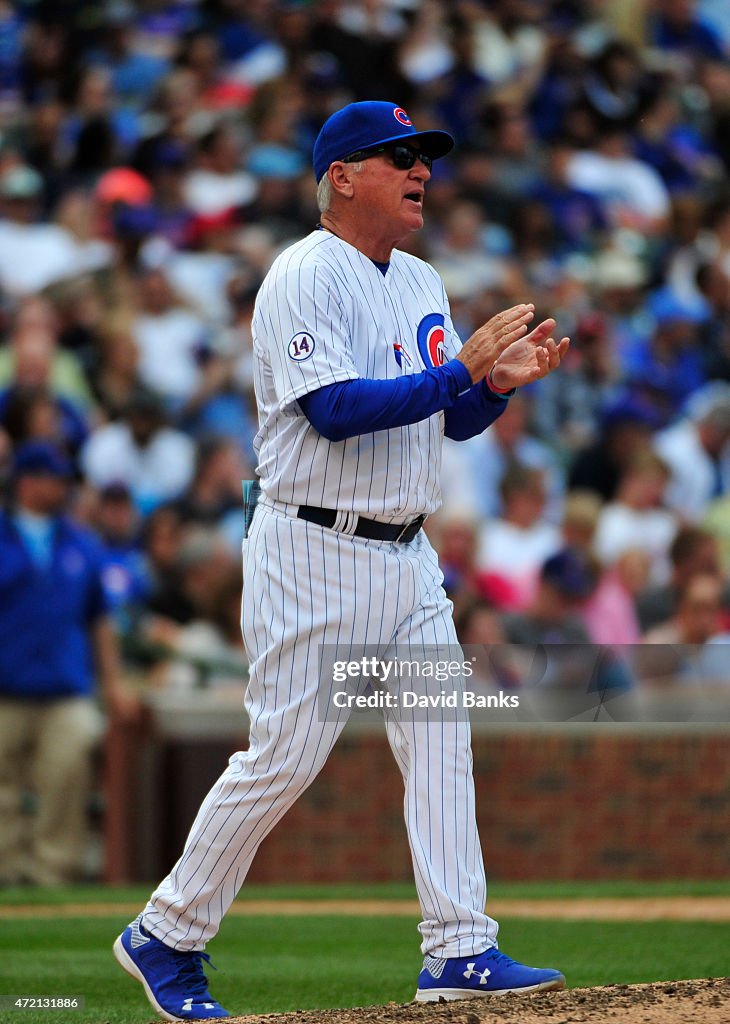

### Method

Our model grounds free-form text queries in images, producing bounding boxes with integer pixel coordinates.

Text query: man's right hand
[456,303,535,384]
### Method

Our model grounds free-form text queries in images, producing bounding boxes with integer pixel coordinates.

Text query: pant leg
[382,531,498,958]
[31,697,103,884]
[0,700,34,885]
[144,507,411,950]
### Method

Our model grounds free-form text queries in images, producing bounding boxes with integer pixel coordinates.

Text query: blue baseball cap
[313,101,454,183]
[14,441,72,479]
[599,395,660,431]
[649,286,710,326]
[541,548,597,600]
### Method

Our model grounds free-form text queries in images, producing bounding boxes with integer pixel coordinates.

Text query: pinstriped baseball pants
[143,502,498,957]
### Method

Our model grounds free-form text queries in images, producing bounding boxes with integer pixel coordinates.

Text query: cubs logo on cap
[313,101,454,183]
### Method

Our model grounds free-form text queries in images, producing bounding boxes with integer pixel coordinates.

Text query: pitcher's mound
[227,977,729,1024]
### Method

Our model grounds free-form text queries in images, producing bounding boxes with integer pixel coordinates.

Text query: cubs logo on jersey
[417,313,446,368]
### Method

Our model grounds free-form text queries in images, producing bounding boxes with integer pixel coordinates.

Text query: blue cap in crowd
[313,101,454,183]
[649,286,710,326]
[541,548,597,600]
[599,395,660,431]
[14,441,72,479]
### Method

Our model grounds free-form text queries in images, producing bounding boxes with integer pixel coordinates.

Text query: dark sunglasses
[343,143,433,173]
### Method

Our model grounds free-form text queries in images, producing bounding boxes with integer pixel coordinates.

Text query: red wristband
[486,364,512,395]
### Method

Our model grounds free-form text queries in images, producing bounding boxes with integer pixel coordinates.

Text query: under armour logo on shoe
[463,963,491,985]
[182,998,216,1013]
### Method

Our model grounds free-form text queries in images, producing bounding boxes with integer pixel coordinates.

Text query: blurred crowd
[2,0,730,689]
[3,0,730,885]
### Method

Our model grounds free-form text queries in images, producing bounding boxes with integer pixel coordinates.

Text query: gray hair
[316,161,362,213]
[316,174,332,213]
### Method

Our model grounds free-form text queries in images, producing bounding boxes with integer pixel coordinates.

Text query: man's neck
[319,213,400,263]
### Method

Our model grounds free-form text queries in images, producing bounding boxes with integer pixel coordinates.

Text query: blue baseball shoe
[415,947,565,1001]
[113,915,230,1021]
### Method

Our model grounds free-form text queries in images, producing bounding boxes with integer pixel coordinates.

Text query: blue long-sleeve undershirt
[297,359,512,443]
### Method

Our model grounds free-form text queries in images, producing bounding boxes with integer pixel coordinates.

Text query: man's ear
[328,162,356,198]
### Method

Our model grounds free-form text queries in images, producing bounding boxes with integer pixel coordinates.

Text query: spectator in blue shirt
[0,441,135,885]
[95,480,151,638]
[650,0,726,63]
[529,141,607,254]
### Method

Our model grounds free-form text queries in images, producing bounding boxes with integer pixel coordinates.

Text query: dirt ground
[226,978,729,1024]
[3,896,730,920]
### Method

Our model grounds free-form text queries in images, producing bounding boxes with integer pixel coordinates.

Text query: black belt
[297,505,426,543]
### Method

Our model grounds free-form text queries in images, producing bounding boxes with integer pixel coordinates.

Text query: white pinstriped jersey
[251,230,462,520]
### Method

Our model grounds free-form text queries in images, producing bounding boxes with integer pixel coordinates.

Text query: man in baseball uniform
[114,101,570,1020]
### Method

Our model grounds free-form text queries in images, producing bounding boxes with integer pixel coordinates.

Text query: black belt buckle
[396,514,426,543]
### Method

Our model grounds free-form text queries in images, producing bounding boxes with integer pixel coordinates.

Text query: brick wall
[244,731,730,882]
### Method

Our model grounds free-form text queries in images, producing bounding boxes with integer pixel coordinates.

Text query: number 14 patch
[288,332,316,361]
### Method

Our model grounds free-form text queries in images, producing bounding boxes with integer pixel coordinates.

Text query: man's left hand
[489,318,569,391]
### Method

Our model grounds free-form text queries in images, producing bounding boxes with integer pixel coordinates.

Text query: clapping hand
[489,318,570,391]
[456,304,569,389]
